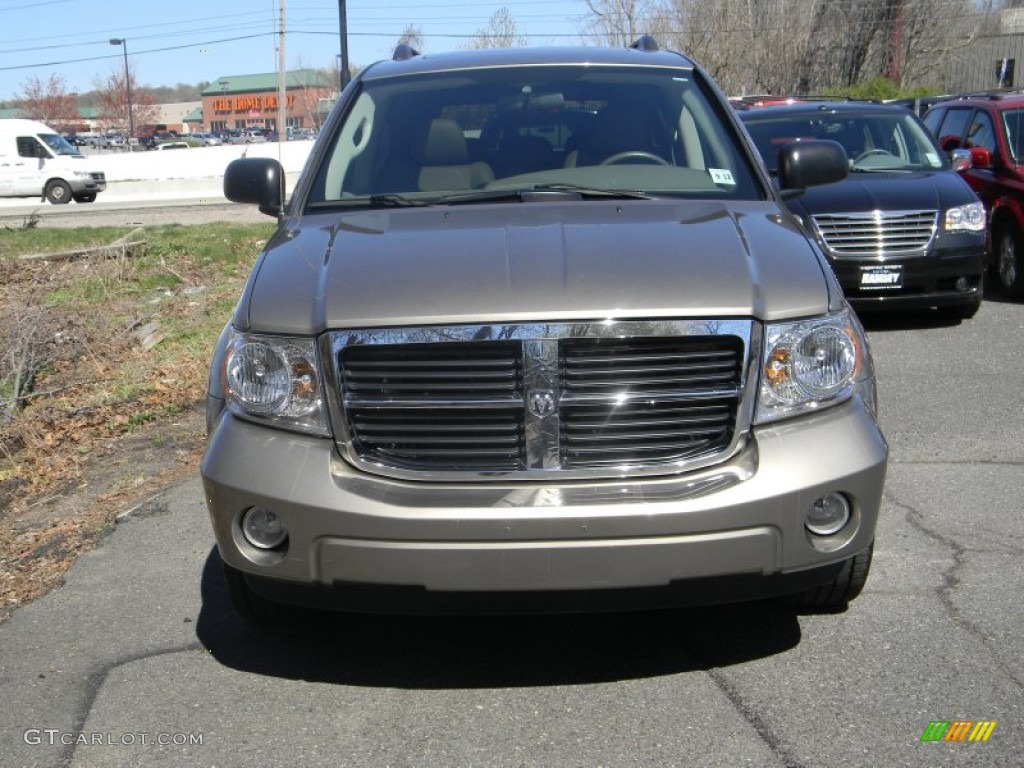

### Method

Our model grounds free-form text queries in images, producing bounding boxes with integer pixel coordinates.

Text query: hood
[242,200,832,334]
[786,170,976,218]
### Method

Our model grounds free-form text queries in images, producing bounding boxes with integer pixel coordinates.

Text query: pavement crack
[701,666,805,768]
[886,487,1024,691]
[61,641,207,766]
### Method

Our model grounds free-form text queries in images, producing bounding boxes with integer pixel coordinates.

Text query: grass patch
[1,221,275,498]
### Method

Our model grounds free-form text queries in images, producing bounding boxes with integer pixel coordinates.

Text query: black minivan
[741,102,987,319]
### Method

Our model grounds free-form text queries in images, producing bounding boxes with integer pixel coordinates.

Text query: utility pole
[278,0,287,140]
[338,0,350,89]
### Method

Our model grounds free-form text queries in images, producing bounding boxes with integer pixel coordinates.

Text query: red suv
[924,94,1024,299]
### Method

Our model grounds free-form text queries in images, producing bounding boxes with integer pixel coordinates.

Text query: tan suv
[203,39,887,620]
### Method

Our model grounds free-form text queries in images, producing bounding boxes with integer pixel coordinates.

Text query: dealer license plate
[859,265,903,290]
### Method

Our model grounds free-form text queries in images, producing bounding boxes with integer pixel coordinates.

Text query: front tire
[994,224,1024,299]
[221,558,292,623]
[44,179,72,205]
[785,541,873,610]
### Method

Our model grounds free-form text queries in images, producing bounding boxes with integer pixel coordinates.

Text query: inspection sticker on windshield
[709,168,735,186]
[860,265,903,289]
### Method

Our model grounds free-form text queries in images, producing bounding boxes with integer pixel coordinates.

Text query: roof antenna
[630,35,659,52]
[393,43,420,61]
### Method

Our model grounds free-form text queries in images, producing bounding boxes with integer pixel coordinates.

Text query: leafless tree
[635,0,996,94]
[16,74,79,131]
[581,0,658,47]
[465,7,528,49]
[397,24,426,53]
[92,66,160,137]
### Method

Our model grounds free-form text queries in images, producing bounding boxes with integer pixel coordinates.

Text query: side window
[16,137,41,158]
[923,107,945,136]
[934,108,972,150]
[966,110,997,154]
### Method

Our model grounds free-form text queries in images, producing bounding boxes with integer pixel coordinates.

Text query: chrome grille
[332,321,754,481]
[341,341,524,471]
[812,210,937,257]
[560,337,741,467]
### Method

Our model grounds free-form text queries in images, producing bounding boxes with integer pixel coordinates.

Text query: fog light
[241,506,288,549]
[806,493,850,536]
[955,276,969,292]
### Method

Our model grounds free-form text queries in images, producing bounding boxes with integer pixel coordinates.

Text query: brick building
[201,69,334,133]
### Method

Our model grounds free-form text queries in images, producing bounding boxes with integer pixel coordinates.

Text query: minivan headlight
[756,308,873,424]
[945,201,985,233]
[222,332,329,435]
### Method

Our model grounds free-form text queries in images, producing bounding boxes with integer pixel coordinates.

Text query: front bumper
[68,175,107,194]
[830,238,986,310]
[202,395,887,608]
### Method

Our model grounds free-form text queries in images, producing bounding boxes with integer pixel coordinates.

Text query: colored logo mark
[921,720,997,742]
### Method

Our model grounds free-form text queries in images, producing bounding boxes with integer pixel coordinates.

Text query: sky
[0,0,593,102]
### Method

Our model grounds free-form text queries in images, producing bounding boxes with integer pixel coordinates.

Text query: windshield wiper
[438,185,654,205]
[367,194,427,207]
[309,194,428,210]
[531,183,654,200]
[438,189,530,205]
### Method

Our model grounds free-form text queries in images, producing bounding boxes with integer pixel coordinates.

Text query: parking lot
[0,288,1020,767]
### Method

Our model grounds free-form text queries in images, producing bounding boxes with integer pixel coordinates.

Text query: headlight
[944,201,985,233]
[756,308,873,424]
[73,170,92,178]
[222,332,329,435]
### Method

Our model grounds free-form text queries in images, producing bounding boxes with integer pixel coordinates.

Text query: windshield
[742,110,945,173]
[1001,108,1024,164]
[309,64,762,206]
[39,133,80,156]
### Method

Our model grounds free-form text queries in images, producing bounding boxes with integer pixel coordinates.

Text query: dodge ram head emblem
[528,390,556,417]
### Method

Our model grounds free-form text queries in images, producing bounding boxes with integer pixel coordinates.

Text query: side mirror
[970,147,991,169]
[224,157,284,217]
[776,140,849,193]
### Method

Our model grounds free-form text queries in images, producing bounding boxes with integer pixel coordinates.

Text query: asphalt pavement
[1,288,1022,767]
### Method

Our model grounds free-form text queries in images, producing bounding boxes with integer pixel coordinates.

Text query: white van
[0,119,106,204]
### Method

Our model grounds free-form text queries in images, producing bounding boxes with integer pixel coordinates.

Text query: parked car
[190,131,222,146]
[227,130,266,145]
[741,102,987,319]
[924,93,1024,299]
[205,39,887,622]
[82,134,110,149]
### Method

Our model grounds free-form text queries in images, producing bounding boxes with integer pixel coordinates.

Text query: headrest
[423,118,469,165]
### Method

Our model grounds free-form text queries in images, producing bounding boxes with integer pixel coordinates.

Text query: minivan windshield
[309,64,763,206]
[742,109,945,173]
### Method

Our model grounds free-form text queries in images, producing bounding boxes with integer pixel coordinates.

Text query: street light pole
[109,38,133,139]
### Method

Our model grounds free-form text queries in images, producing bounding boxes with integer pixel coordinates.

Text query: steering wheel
[600,151,670,166]
[853,148,893,162]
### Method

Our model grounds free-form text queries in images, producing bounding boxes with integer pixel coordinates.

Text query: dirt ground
[0,405,207,623]
[0,203,271,622]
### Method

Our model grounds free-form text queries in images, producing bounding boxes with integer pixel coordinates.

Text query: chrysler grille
[333,322,753,480]
[812,210,937,257]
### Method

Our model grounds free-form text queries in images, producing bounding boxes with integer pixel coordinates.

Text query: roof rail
[392,43,420,61]
[630,35,659,52]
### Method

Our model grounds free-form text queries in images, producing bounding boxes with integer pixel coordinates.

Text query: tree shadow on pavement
[196,549,805,689]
